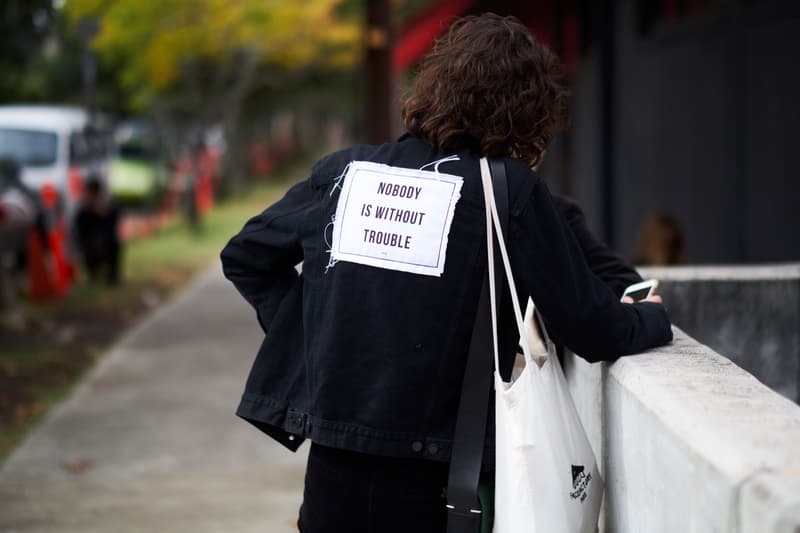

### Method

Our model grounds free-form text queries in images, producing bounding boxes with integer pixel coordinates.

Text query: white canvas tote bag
[479,158,604,533]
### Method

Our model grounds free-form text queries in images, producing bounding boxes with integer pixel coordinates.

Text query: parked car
[0,159,37,307]
[0,105,113,222]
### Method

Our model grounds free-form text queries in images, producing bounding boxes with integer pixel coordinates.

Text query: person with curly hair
[402,14,569,168]
[221,13,671,532]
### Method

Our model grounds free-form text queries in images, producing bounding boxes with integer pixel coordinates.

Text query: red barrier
[195,149,216,214]
[48,218,75,295]
[27,184,75,299]
[27,229,57,299]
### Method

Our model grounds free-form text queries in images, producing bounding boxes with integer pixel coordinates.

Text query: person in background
[75,176,121,285]
[513,194,653,358]
[633,212,686,266]
[221,14,671,532]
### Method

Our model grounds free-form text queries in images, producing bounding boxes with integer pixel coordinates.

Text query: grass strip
[0,165,300,462]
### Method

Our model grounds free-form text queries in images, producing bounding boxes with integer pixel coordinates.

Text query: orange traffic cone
[27,229,57,300]
[195,174,213,215]
[47,221,74,296]
[38,183,74,296]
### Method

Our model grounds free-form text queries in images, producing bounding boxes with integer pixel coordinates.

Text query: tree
[0,0,55,102]
[63,0,361,189]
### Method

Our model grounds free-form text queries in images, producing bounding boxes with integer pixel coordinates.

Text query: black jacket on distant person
[220,134,671,462]
[550,193,642,298]
[75,199,121,284]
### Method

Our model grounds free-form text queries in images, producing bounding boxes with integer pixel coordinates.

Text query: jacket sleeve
[512,179,672,362]
[220,180,312,333]
[551,193,643,298]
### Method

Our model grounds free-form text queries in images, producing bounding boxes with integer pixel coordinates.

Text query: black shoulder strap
[446,159,509,533]
[490,159,509,236]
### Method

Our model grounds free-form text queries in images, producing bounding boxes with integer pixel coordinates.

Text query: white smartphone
[621,279,659,302]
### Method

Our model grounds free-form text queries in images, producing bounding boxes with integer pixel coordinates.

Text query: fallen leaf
[56,327,77,345]
[13,402,43,422]
[1,361,17,377]
[63,458,93,474]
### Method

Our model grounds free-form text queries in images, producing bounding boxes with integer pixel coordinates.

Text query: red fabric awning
[393,0,580,73]
[392,0,475,73]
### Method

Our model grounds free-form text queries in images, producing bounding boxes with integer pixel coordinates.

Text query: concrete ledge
[637,263,800,402]
[639,263,800,281]
[564,328,800,533]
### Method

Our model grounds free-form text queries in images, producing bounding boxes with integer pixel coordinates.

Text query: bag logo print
[570,465,592,503]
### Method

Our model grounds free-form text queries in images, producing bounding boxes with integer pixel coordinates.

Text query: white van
[0,105,113,217]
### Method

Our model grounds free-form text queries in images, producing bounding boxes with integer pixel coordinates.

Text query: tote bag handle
[479,157,554,375]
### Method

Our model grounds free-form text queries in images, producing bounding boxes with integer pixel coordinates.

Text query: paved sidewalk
[0,267,307,533]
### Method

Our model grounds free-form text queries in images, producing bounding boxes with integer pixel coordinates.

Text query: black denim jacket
[220,135,672,461]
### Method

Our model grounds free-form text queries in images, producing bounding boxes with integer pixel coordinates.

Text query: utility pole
[364,0,393,144]
[76,17,100,123]
[599,0,616,248]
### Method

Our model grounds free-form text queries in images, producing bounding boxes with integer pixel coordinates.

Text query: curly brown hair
[402,13,569,167]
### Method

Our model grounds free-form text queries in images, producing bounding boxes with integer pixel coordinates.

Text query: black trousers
[83,239,121,284]
[298,443,449,533]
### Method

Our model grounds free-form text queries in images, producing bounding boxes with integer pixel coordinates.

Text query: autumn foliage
[64,0,361,111]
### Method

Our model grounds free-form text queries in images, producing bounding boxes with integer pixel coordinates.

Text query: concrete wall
[563,328,800,533]
[639,264,800,402]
